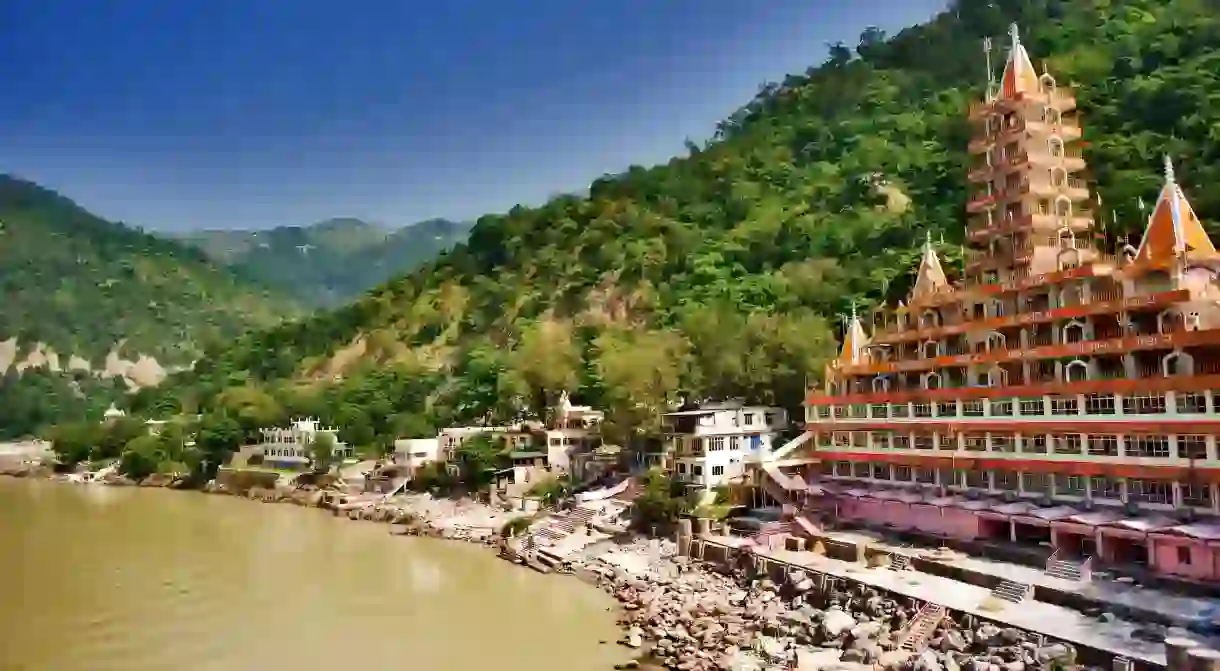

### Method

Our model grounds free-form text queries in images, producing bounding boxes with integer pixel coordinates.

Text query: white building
[393,437,440,476]
[662,401,789,490]
[438,424,534,463]
[258,418,352,468]
[543,392,604,477]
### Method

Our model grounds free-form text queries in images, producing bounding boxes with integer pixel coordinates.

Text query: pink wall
[836,499,979,540]
[1149,537,1220,581]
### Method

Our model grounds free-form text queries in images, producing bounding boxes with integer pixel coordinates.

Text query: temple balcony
[1025,175,1090,201]
[966,210,1094,241]
[966,191,999,214]
[967,135,993,155]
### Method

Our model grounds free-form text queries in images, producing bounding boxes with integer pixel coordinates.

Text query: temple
[755,24,1220,584]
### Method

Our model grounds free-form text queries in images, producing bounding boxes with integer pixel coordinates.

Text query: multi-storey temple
[757,25,1220,583]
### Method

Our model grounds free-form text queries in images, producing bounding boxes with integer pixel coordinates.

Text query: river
[0,479,631,671]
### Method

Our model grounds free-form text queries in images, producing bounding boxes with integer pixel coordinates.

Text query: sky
[1,0,947,232]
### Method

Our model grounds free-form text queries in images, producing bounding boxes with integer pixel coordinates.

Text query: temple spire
[909,232,950,303]
[999,23,1040,99]
[1133,156,1217,265]
[836,304,869,366]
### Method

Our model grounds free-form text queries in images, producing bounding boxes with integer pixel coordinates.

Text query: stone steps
[989,578,1032,604]
[890,553,911,572]
[1046,558,1083,582]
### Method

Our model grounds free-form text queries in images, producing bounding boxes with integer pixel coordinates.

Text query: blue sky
[1,0,946,232]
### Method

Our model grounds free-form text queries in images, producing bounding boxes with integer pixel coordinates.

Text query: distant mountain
[0,174,301,437]
[176,217,472,306]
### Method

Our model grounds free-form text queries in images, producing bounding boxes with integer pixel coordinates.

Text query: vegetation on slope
[120,0,1220,477]
[0,176,302,438]
[0,175,300,364]
[177,217,473,306]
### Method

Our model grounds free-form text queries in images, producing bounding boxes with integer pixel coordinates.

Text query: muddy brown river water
[0,478,630,671]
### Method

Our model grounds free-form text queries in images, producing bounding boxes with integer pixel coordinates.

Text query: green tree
[307,432,337,472]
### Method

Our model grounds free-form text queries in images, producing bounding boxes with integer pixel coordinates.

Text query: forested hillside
[177,217,473,306]
[133,0,1220,470]
[0,176,301,437]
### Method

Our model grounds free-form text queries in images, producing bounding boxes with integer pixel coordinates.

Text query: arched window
[1048,136,1064,158]
[1055,196,1072,218]
[1050,167,1067,187]
[1063,360,1089,382]
[1062,320,1087,344]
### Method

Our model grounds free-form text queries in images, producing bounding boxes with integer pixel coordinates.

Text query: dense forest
[71,0,1220,477]
[176,217,473,306]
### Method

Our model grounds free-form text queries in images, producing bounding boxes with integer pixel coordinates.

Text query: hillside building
[756,24,1220,584]
[665,400,788,491]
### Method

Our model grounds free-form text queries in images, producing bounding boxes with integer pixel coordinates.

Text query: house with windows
[542,392,605,478]
[393,438,440,477]
[663,400,789,491]
[257,418,352,469]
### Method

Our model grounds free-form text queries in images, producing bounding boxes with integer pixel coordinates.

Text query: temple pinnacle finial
[1164,155,1176,184]
[925,231,932,249]
[850,300,858,322]
[1009,23,1020,49]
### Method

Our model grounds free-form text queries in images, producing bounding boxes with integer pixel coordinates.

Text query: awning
[1104,516,1177,533]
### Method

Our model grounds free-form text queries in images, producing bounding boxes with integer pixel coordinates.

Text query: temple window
[990,399,1013,416]
[1022,472,1049,493]
[833,405,847,419]
[832,432,851,447]
[914,468,935,484]
[893,434,911,450]
[849,404,868,418]
[817,405,831,419]
[1090,476,1120,500]
[1179,435,1208,460]
[1127,479,1172,505]
[1019,397,1044,415]
[834,461,852,477]
[894,466,913,482]
[936,401,957,417]
[993,470,1018,490]
[991,434,1015,453]
[1051,396,1078,415]
[1087,435,1118,457]
[851,432,868,447]
[852,463,870,478]
[913,402,932,418]
[964,434,987,452]
[963,400,985,417]
[1124,392,1167,415]
[1163,351,1193,376]
[1051,434,1082,455]
[870,432,891,449]
[1178,392,1207,414]
[1023,435,1048,454]
[871,464,890,480]
[871,403,888,418]
[1055,474,1085,497]
[1063,359,1089,381]
[1127,435,1171,459]
[913,434,934,450]
[891,403,910,418]
[1085,393,1115,415]
[1182,482,1213,508]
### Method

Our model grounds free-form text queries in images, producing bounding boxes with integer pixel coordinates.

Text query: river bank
[2,463,1105,671]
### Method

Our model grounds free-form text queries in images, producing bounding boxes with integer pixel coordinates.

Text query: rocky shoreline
[2,467,1090,671]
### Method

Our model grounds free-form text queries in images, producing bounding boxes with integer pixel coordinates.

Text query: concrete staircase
[889,553,911,572]
[758,463,823,538]
[1045,555,1091,583]
[769,431,815,461]
[899,602,946,652]
[989,578,1033,605]
[568,505,597,526]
